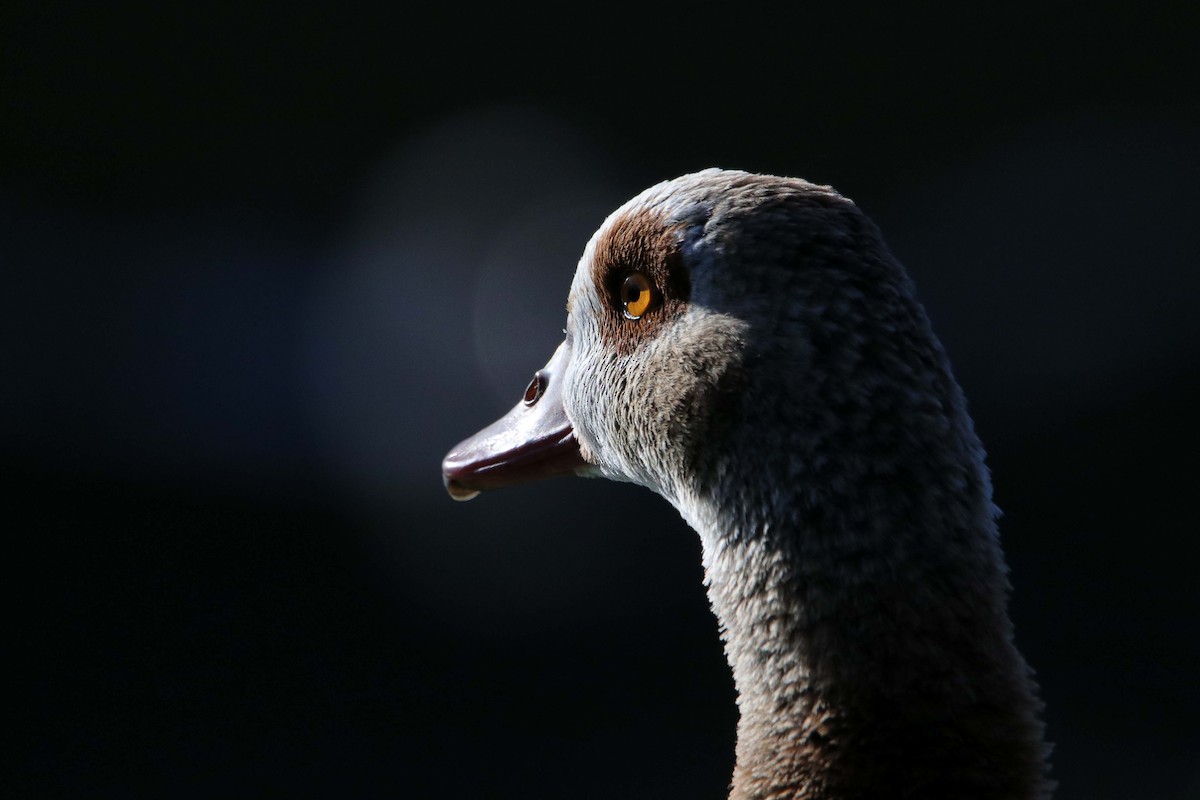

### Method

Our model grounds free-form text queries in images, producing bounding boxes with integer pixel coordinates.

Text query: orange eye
[621,272,653,319]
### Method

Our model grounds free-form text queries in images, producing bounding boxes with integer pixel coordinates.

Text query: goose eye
[620,272,654,320]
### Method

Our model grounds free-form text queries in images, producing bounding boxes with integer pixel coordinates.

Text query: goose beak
[442,340,586,501]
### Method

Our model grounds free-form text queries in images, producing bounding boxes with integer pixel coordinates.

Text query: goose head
[446,168,956,537]
[442,168,1051,799]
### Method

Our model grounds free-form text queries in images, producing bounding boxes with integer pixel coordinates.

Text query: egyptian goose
[443,169,1052,799]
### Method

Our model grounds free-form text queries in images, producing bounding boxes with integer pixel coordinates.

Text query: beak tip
[445,480,481,502]
[442,451,482,501]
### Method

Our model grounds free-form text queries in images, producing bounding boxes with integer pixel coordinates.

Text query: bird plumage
[444,168,1052,799]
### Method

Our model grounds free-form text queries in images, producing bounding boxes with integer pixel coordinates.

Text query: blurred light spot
[471,201,614,402]
[300,104,648,631]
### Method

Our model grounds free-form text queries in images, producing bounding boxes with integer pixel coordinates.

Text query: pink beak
[442,341,586,501]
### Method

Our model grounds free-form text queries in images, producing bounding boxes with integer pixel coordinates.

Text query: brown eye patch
[590,207,691,354]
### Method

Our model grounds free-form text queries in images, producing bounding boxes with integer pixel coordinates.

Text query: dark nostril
[523,371,547,406]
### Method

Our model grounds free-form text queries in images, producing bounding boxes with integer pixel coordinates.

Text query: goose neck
[679,489,1051,800]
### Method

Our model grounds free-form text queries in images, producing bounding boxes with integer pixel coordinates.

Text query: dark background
[8,4,1199,798]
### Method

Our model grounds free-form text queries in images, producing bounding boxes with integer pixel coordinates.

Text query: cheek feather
[560,195,699,489]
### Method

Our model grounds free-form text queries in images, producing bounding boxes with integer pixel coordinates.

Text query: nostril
[523,371,547,406]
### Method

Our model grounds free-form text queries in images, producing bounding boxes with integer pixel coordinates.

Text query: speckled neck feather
[690,435,1051,800]
[562,170,1052,799]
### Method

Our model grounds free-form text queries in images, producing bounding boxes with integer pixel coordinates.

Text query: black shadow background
[8,5,1199,798]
